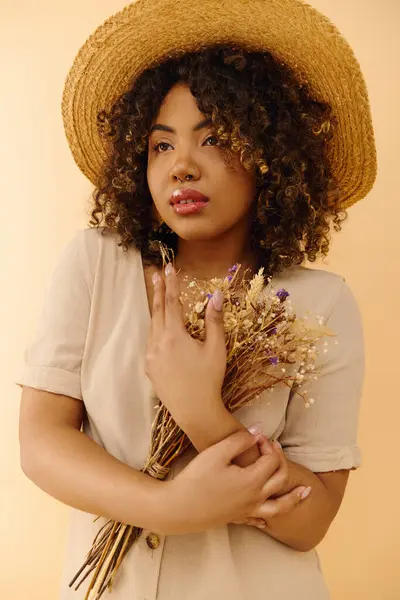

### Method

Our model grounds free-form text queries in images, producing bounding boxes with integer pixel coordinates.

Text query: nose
[169,155,200,184]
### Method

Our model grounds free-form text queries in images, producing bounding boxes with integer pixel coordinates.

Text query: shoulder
[79,225,140,262]
[272,264,357,322]
[68,227,141,290]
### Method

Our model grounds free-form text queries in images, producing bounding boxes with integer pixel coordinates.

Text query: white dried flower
[195,301,206,313]
[189,312,198,325]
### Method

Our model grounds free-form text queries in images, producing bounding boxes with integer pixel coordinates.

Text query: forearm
[262,460,339,551]
[21,425,169,531]
[180,406,341,551]
[179,401,261,466]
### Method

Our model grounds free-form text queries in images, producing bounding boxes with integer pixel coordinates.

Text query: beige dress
[15,227,364,600]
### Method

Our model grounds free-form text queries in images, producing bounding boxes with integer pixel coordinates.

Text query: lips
[169,188,210,205]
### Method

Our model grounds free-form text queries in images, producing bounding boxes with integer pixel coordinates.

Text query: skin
[147,81,258,281]
[145,82,350,548]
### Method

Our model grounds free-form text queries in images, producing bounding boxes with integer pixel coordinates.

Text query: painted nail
[212,289,223,311]
[165,263,174,277]
[152,272,160,286]
[247,422,263,435]
[301,486,312,500]
[272,440,282,450]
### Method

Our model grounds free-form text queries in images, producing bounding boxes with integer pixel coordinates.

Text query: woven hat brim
[62,0,377,208]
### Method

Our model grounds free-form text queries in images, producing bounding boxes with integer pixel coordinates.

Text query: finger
[257,434,274,456]
[244,451,281,491]
[271,439,286,467]
[151,271,165,335]
[255,486,308,520]
[164,263,186,330]
[215,429,259,465]
[256,437,288,498]
[246,518,267,528]
[231,518,266,528]
[204,289,226,355]
[259,465,288,500]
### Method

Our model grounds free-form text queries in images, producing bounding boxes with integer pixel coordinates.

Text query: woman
[16,1,377,599]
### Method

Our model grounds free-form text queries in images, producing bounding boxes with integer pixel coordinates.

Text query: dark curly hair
[89,45,347,276]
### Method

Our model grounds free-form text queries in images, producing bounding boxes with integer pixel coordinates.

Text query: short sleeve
[278,279,365,472]
[14,229,90,401]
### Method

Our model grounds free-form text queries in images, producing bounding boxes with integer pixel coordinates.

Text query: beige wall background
[2,1,398,598]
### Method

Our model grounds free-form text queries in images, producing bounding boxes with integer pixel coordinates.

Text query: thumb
[204,289,226,353]
[215,429,259,465]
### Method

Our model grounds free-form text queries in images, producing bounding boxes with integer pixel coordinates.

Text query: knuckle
[152,294,163,311]
[262,454,279,475]
[281,460,289,476]
[277,470,288,488]
[145,348,157,369]
[163,332,176,348]
[165,290,177,307]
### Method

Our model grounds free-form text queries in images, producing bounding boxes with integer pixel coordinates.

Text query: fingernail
[272,440,282,450]
[247,422,263,435]
[152,272,160,286]
[301,486,312,500]
[212,289,223,311]
[165,263,174,277]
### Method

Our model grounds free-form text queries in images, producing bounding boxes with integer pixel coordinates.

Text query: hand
[157,429,284,535]
[145,263,227,428]
[232,435,311,529]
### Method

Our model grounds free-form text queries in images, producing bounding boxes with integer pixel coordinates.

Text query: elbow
[291,540,318,553]
[280,525,330,553]
[20,439,39,481]
[20,452,35,481]
[290,528,329,553]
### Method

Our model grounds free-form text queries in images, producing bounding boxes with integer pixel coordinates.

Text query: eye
[152,141,171,153]
[204,135,219,146]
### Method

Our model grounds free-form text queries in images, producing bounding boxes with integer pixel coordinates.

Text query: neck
[174,227,258,281]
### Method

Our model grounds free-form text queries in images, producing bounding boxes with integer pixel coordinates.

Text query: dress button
[145,532,160,550]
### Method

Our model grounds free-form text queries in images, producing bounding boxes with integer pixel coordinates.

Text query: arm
[179,401,263,466]
[262,459,349,551]
[180,403,349,551]
[19,387,170,532]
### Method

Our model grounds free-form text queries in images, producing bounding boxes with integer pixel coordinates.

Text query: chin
[170,218,228,241]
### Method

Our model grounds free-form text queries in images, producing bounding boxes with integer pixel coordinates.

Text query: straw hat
[62,0,377,208]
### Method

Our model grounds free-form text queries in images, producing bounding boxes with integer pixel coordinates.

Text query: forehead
[153,82,205,126]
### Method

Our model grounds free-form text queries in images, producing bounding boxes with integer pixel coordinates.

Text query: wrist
[178,400,242,452]
[152,479,180,535]
[155,479,199,536]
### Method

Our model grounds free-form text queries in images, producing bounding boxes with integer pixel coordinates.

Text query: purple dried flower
[227,275,233,282]
[271,327,277,335]
[206,293,213,299]
[276,288,290,302]
[269,356,279,365]
[228,264,238,274]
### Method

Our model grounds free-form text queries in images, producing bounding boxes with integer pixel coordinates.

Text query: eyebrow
[149,117,213,135]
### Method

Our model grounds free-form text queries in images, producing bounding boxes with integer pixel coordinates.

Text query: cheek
[216,167,257,214]
[146,161,157,194]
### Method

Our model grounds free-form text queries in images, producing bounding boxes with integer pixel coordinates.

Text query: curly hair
[89,45,347,276]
